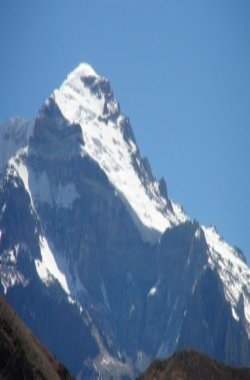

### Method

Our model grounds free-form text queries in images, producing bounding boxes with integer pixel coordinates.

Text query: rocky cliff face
[0,63,250,379]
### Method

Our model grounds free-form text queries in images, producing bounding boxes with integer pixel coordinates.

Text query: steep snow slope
[53,63,187,242]
[203,226,250,334]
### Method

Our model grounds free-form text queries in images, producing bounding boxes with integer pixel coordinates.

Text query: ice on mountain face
[53,63,188,242]
[203,226,250,333]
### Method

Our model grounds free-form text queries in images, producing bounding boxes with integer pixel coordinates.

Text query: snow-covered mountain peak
[67,62,99,80]
[43,64,187,242]
[2,64,250,375]
[53,62,119,125]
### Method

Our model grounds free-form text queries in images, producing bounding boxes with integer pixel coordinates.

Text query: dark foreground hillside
[0,294,74,380]
[138,349,250,380]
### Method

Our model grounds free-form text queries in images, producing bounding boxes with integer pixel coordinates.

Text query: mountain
[138,349,250,380]
[0,116,34,180]
[0,63,250,379]
[0,293,74,380]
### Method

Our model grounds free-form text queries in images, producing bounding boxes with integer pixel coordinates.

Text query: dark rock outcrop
[138,349,250,380]
[0,294,74,380]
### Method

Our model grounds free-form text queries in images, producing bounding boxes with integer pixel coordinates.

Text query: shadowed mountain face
[1,63,250,379]
[138,350,250,380]
[0,294,74,380]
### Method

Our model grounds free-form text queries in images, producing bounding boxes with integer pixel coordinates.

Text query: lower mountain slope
[0,294,74,380]
[138,349,250,380]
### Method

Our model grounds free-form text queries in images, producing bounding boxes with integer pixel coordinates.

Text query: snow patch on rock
[148,277,161,298]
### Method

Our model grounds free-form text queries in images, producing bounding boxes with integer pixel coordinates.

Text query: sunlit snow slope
[203,226,250,335]
[53,63,187,242]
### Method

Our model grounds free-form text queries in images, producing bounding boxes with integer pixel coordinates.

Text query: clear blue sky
[1,1,250,260]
